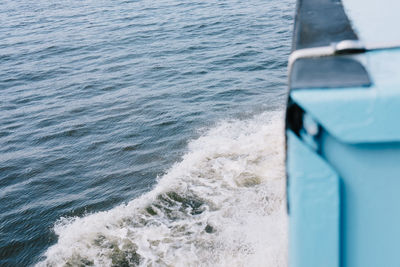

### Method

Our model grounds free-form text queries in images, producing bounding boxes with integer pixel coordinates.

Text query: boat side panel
[320,131,400,267]
[287,131,339,267]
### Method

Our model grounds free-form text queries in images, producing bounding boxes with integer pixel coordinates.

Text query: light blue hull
[286,0,400,266]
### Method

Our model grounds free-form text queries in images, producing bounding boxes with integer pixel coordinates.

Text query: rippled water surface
[0,0,294,265]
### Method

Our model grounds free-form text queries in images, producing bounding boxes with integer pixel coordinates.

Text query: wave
[37,111,287,267]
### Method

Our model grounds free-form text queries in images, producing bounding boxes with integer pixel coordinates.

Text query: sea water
[0,0,294,265]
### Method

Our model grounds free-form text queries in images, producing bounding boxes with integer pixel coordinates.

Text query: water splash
[37,111,287,267]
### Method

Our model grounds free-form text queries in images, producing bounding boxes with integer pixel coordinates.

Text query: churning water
[0,0,294,265]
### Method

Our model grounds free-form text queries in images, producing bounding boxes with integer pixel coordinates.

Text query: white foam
[37,111,287,267]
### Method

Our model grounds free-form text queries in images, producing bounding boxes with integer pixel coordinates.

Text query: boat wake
[37,111,287,267]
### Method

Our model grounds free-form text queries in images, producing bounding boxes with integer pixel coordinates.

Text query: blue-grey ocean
[0,0,294,266]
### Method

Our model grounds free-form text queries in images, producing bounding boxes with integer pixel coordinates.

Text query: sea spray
[37,111,287,267]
